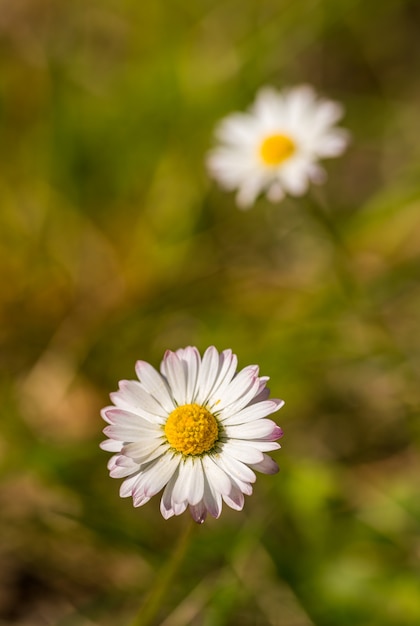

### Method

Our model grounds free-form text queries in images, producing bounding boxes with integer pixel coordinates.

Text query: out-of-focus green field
[1,0,420,624]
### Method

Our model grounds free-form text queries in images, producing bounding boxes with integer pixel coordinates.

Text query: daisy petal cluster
[207,85,349,209]
[101,346,283,523]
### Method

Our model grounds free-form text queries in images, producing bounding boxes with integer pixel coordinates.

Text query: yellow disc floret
[260,133,295,166]
[165,403,219,456]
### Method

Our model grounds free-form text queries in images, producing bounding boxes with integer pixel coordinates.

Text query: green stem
[303,192,357,297]
[129,518,197,626]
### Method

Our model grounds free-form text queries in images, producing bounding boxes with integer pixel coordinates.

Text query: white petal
[101,406,114,424]
[161,350,188,405]
[230,476,253,496]
[122,441,169,465]
[312,100,344,129]
[104,408,156,427]
[135,360,175,412]
[236,439,281,452]
[134,453,181,500]
[173,500,188,516]
[215,454,256,484]
[171,457,204,506]
[314,130,350,157]
[215,365,259,412]
[266,182,285,203]
[252,86,286,125]
[110,380,167,423]
[160,506,175,520]
[160,471,180,519]
[222,482,245,511]
[285,85,317,127]
[194,346,221,405]
[120,473,142,498]
[176,346,201,401]
[202,473,223,518]
[104,425,162,443]
[278,158,310,196]
[215,112,259,146]
[109,455,140,478]
[201,454,232,496]
[235,174,265,209]
[100,439,122,452]
[307,163,327,184]
[189,501,207,524]
[208,349,238,399]
[248,380,271,405]
[217,376,262,418]
[250,454,279,475]
[133,494,151,508]
[103,409,163,441]
[258,423,284,441]
[224,419,282,441]
[221,441,264,464]
[221,399,283,425]
[206,149,254,188]
[200,349,238,407]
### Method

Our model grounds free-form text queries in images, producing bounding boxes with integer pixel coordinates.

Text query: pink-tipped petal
[251,454,279,475]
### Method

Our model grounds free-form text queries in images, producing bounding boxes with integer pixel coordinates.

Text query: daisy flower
[101,346,284,523]
[206,85,349,209]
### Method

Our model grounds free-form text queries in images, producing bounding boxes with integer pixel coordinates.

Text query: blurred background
[1,0,420,624]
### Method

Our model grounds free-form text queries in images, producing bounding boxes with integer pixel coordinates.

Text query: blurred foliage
[1,0,420,624]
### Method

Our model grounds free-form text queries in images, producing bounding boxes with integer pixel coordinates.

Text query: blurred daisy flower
[207,85,349,209]
[101,346,283,523]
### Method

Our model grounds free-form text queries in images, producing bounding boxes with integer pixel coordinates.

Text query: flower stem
[303,191,357,297]
[129,518,197,626]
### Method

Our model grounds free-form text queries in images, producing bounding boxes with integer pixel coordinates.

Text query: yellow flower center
[259,133,295,166]
[164,403,219,456]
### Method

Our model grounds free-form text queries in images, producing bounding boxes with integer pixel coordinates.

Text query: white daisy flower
[206,85,349,209]
[101,346,284,523]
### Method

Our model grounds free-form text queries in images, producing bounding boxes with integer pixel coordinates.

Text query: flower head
[207,85,349,209]
[101,346,284,523]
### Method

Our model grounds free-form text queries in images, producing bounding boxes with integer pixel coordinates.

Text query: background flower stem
[303,191,357,297]
[129,518,197,626]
